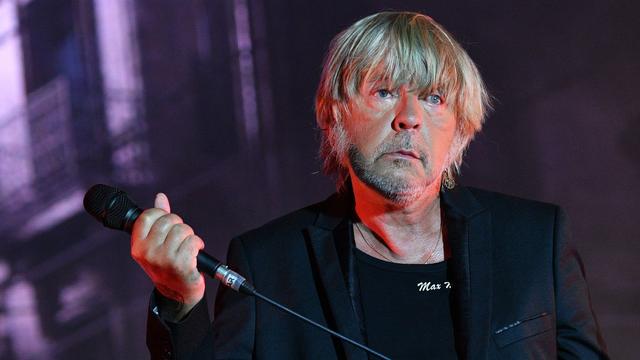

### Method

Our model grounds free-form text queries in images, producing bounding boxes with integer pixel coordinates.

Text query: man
[132,12,608,359]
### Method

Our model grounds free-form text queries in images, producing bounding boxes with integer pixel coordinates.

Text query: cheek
[432,134,456,165]
[425,115,457,163]
[345,109,390,150]
[433,124,457,148]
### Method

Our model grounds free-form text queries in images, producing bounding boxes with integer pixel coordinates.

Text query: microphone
[83,184,391,360]
[83,184,255,295]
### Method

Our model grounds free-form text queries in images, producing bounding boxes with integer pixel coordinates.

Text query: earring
[441,169,456,190]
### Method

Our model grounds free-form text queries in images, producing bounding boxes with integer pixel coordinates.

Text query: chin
[365,174,429,205]
[381,189,424,206]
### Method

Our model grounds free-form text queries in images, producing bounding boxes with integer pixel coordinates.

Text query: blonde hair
[315,11,491,189]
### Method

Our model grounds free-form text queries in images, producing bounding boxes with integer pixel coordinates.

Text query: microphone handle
[196,251,255,295]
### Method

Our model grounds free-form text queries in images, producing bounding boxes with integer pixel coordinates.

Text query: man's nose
[392,94,423,131]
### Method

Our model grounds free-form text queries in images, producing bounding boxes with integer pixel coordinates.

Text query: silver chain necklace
[354,222,441,264]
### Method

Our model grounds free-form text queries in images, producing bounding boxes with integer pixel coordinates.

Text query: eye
[374,89,394,99]
[425,94,444,105]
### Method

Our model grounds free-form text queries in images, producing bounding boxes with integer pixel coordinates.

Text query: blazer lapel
[442,186,493,360]
[305,194,369,360]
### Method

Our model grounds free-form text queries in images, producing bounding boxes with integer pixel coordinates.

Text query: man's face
[340,78,458,204]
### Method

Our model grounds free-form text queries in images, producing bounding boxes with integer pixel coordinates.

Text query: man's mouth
[389,150,421,159]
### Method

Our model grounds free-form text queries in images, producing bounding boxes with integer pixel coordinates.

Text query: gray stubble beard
[348,144,429,206]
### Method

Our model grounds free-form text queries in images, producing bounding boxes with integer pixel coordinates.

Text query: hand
[130,193,205,317]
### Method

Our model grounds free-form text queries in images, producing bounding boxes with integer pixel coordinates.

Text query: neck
[350,176,445,264]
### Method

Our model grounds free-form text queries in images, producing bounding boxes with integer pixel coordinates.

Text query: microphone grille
[84,184,138,231]
[84,184,116,219]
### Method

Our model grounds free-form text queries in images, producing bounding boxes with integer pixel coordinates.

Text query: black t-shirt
[355,249,457,360]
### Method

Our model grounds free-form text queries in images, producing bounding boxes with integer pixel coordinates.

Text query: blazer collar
[306,196,369,360]
[307,185,493,360]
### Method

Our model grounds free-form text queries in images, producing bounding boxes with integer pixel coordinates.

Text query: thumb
[154,193,171,213]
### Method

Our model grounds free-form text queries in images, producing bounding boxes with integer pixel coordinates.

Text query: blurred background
[0,0,638,358]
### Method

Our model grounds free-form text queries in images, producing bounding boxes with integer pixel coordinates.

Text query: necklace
[355,222,441,264]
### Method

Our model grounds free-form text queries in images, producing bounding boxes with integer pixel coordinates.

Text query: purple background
[0,0,638,358]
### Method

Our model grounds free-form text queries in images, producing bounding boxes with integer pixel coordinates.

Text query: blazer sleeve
[146,290,215,360]
[554,207,609,359]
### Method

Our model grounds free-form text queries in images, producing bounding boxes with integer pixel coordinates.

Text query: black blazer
[147,186,608,359]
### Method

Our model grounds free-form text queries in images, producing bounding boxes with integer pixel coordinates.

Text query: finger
[162,223,194,256]
[131,208,169,243]
[154,193,171,213]
[145,213,183,247]
[177,234,205,266]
